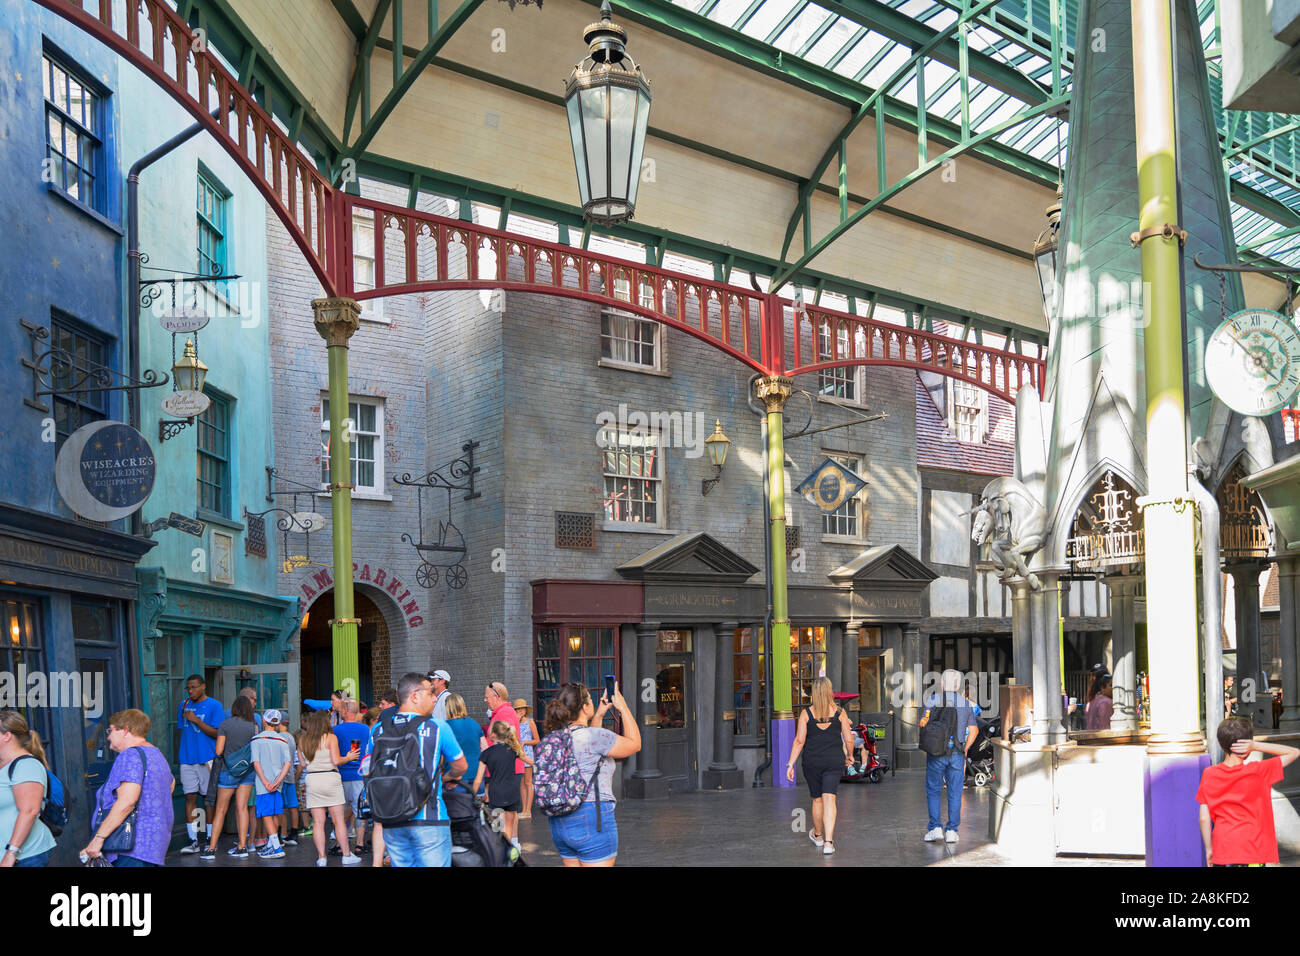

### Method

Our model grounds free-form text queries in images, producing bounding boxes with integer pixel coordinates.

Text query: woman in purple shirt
[80,709,175,867]
[1085,674,1114,731]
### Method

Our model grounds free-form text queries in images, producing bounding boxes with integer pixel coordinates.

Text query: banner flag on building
[795,458,867,513]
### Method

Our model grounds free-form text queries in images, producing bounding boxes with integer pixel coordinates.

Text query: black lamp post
[565,0,652,225]
[1033,183,1063,329]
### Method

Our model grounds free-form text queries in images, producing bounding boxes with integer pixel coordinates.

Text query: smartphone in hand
[604,674,617,702]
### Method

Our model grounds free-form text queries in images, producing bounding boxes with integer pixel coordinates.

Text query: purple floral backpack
[534,727,604,825]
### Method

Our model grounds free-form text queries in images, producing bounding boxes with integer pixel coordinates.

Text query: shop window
[928,634,1012,683]
[196,169,228,278]
[817,321,866,402]
[352,208,386,322]
[197,390,232,518]
[42,48,105,214]
[599,424,662,527]
[791,626,827,711]
[49,312,109,450]
[71,600,115,644]
[733,626,766,742]
[947,378,988,444]
[533,626,619,727]
[2,597,52,759]
[321,396,384,494]
[821,453,867,540]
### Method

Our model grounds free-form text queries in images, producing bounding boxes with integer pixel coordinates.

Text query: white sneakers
[945,830,959,844]
[341,854,362,865]
[823,841,835,855]
[924,827,944,842]
[809,830,825,848]
[315,858,328,867]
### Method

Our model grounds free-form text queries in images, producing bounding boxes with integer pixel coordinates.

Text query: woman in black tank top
[785,677,855,855]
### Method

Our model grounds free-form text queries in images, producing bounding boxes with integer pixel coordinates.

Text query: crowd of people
[0,667,640,868]
[5,663,1297,868]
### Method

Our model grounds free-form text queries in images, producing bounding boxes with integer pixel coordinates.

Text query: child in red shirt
[1197,717,1299,866]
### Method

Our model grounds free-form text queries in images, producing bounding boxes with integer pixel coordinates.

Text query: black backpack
[365,713,433,826]
[918,692,960,757]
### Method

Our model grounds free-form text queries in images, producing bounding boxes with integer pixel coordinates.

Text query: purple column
[1144,752,1212,866]
[772,716,797,788]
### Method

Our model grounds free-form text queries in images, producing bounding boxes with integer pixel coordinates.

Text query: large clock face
[1205,309,1300,417]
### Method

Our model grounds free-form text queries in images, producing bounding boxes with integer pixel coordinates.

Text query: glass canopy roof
[671,0,1300,271]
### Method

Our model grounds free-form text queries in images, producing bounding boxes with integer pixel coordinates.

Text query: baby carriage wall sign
[395,441,481,590]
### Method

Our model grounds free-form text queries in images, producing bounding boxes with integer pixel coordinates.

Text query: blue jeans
[15,849,51,867]
[383,824,451,867]
[549,801,618,863]
[112,855,158,867]
[925,751,965,832]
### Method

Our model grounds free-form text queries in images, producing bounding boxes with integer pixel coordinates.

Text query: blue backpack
[7,755,67,837]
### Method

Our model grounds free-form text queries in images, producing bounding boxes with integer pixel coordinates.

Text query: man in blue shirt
[919,669,979,845]
[334,699,371,853]
[177,674,224,853]
[362,672,466,867]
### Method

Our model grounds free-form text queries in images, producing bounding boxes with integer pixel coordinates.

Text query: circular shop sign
[162,389,211,419]
[55,421,156,521]
[159,308,210,334]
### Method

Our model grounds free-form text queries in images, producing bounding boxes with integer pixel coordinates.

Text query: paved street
[171,770,1149,867]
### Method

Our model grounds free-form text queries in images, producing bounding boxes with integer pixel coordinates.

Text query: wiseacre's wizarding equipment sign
[55,421,156,521]
[795,458,868,513]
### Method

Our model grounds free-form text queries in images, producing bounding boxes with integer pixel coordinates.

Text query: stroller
[964,716,999,788]
[443,780,526,867]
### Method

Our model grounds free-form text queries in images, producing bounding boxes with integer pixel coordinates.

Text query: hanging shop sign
[159,308,210,334]
[1064,471,1144,572]
[55,421,156,521]
[794,458,868,513]
[161,389,211,419]
[290,512,328,533]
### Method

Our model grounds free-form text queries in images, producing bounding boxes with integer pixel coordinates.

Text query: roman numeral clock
[1205,309,1300,417]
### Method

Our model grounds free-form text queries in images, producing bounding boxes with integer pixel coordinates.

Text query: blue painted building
[0,0,154,862]
[117,63,299,769]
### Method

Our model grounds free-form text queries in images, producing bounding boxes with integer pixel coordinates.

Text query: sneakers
[316,857,328,867]
[257,844,286,860]
[227,845,249,859]
[809,830,825,848]
[924,827,945,842]
[341,854,362,866]
[199,845,216,860]
[823,841,835,856]
[180,840,201,855]
[298,825,313,838]
[945,829,959,844]
[284,831,298,846]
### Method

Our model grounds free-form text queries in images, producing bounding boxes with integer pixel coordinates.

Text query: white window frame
[599,424,666,530]
[352,208,387,323]
[816,321,867,405]
[599,275,665,374]
[820,451,868,543]
[947,377,988,444]
[320,395,385,497]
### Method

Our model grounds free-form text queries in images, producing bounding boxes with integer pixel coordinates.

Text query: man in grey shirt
[430,669,451,722]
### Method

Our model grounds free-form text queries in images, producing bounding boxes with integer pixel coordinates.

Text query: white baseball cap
[431,669,451,682]
[262,709,283,725]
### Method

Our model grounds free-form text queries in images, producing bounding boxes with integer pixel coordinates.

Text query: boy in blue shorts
[251,709,294,860]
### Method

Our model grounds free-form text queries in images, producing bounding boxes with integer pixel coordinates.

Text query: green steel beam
[329,0,368,38]
[355,152,1048,345]
[817,0,1050,104]
[796,11,841,58]
[825,25,868,70]
[343,0,395,147]
[765,1,811,45]
[773,93,1068,289]
[344,0,488,162]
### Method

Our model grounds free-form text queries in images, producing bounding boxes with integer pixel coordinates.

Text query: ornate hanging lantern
[564,0,652,225]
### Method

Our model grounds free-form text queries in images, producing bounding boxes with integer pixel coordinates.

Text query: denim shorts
[548,801,618,863]
[15,849,51,867]
[218,768,254,789]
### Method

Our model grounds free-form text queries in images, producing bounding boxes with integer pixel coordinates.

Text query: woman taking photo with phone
[786,677,854,855]
[299,710,361,866]
[540,681,640,867]
[0,709,56,867]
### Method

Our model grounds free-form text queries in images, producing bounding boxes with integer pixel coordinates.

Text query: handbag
[222,741,254,778]
[92,746,147,854]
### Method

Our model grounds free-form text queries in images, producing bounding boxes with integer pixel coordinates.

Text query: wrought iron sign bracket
[159,417,196,442]
[22,322,169,407]
[138,254,241,311]
[394,441,481,590]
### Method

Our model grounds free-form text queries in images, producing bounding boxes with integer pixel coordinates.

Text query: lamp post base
[772,716,796,788]
[1144,748,1211,866]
